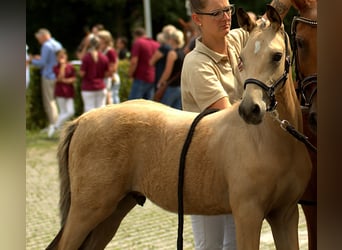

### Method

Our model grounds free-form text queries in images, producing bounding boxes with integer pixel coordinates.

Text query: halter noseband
[243,32,291,112]
[291,16,317,108]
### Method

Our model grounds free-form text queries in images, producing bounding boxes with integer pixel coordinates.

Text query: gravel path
[26,133,308,249]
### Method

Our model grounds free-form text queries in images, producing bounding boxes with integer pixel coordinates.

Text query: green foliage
[117,60,132,103]
[26,67,48,131]
[26,61,132,131]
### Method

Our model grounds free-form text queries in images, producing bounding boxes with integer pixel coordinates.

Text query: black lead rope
[177,108,219,250]
[270,110,317,153]
[285,124,317,153]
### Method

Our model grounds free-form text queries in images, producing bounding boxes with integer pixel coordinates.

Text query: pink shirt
[81,52,109,91]
[131,37,159,83]
[105,48,118,64]
[53,63,76,98]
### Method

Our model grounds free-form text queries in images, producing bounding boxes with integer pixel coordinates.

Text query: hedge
[26,60,132,131]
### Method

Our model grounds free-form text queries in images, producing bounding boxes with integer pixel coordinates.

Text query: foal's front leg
[267,203,300,250]
[232,202,264,250]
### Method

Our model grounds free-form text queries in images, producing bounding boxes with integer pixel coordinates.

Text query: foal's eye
[272,53,282,62]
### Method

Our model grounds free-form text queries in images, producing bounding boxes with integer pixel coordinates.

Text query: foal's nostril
[252,104,260,115]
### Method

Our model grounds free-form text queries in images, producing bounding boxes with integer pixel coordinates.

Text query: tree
[26,0,296,59]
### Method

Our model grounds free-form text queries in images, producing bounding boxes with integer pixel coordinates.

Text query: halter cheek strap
[291,16,318,108]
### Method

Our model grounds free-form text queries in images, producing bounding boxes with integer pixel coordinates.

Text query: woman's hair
[189,0,207,12]
[156,32,166,44]
[56,48,67,56]
[87,35,101,62]
[98,30,114,47]
[170,29,185,48]
[88,35,100,51]
[162,24,177,41]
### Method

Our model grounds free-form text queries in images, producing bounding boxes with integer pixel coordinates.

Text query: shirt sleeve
[181,52,228,112]
[227,28,249,55]
[107,49,118,64]
[31,44,49,68]
[131,41,140,58]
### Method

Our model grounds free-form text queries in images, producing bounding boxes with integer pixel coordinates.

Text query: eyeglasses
[195,5,235,20]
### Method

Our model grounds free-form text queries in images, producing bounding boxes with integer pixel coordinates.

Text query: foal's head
[237,5,291,125]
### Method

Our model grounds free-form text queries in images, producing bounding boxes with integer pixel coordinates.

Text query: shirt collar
[194,37,229,63]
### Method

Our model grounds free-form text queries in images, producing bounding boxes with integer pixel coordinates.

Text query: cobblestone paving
[26,134,308,249]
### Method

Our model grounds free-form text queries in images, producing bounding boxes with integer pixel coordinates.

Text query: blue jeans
[112,83,121,104]
[128,79,154,100]
[160,86,182,110]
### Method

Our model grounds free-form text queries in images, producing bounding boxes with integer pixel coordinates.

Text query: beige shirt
[181,28,249,112]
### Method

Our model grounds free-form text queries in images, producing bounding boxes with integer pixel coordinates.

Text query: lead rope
[177,108,219,250]
[269,110,317,206]
[269,110,317,152]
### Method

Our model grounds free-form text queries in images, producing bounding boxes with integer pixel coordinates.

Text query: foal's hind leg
[80,194,138,250]
[57,201,119,250]
[267,204,300,250]
[57,185,128,249]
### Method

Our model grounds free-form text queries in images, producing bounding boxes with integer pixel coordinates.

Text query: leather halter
[291,16,317,108]
[243,31,291,112]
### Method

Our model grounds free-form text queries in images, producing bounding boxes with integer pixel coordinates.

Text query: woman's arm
[206,97,231,110]
[268,0,292,19]
[149,49,163,66]
[157,50,177,87]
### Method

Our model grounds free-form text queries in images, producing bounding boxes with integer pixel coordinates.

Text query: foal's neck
[274,77,303,131]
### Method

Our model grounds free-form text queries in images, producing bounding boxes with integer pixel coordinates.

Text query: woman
[155,28,185,109]
[79,36,109,113]
[49,48,76,138]
[181,0,292,249]
[98,29,121,104]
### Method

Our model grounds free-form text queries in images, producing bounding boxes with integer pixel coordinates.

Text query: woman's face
[98,37,107,50]
[193,0,233,38]
[57,52,67,64]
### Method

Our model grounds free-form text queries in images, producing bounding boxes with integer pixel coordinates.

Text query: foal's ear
[265,4,282,31]
[237,8,256,32]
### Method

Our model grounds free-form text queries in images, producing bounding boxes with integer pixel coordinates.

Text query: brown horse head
[291,0,317,134]
[237,5,292,124]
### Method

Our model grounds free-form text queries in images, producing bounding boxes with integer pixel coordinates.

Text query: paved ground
[26,132,308,249]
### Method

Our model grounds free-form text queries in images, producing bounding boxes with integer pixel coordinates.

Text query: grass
[26,130,59,149]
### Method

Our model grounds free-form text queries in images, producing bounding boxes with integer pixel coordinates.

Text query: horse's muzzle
[238,100,264,125]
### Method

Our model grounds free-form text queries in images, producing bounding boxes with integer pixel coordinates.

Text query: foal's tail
[46,119,79,249]
[58,119,79,226]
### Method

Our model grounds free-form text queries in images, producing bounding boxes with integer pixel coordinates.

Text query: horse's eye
[272,53,282,62]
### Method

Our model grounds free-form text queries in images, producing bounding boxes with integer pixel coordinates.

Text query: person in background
[115,36,130,60]
[29,28,62,134]
[183,20,200,54]
[79,35,109,113]
[48,48,76,138]
[98,29,121,104]
[156,29,185,109]
[128,27,159,100]
[149,24,176,91]
[181,0,292,249]
[76,23,105,60]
